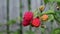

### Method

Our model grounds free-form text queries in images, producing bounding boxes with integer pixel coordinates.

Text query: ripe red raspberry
[32,18,41,27]
[22,20,30,26]
[23,11,33,21]
[22,11,33,26]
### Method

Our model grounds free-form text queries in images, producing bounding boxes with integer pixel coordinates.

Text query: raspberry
[32,18,41,27]
[23,11,33,21]
[22,20,30,26]
[22,11,33,26]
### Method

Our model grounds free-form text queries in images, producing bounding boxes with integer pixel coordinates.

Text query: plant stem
[20,0,22,34]
[50,20,53,34]
[28,0,31,10]
[20,23,22,34]
[7,0,10,34]
[28,0,32,32]
[30,25,32,31]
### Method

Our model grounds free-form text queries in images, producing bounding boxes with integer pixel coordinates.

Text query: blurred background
[0,0,60,34]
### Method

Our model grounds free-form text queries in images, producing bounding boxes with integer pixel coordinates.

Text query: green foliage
[56,0,60,2]
[25,31,35,34]
[13,31,19,34]
[56,0,60,6]
[44,0,49,4]
[7,20,16,25]
[51,28,60,34]
[41,10,55,16]
[33,8,40,18]
[57,2,60,6]
[47,14,54,22]
[49,0,55,3]
[40,28,45,32]
[44,0,54,4]
[0,32,3,34]
[54,11,60,23]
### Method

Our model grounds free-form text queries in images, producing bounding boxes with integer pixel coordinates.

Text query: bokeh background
[0,0,60,34]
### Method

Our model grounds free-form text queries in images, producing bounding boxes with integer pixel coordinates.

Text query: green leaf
[47,14,54,22]
[51,28,60,34]
[44,0,55,4]
[56,0,60,2]
[49,0,54,3]
[57,2,60,6]
[41,10,55,16]
[54,11,60,23]
[33,8,41,18]
[44,0,49,4]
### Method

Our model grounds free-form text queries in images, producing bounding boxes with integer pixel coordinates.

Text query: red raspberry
[22,20,30,26]
[22,11,33,26]
[32,18,41,27]
[23,11,33,21]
